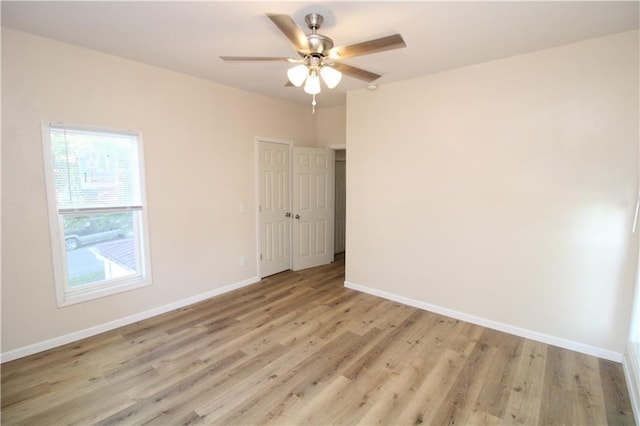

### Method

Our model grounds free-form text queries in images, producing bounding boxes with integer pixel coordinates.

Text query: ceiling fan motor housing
[305,13,323,30]
[307,34,333,55]
[303,13,334,55]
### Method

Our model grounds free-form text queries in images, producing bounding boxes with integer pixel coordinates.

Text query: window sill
[57,277,152,307]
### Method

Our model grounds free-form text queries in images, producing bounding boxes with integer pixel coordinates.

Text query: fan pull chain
[312,94,316,114]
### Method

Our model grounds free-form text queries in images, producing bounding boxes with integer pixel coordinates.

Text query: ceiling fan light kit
[287,64,309,87]
[221,12,406,112]
[287,54,343,96]
[304,70,321,95]
[320,66,342,89]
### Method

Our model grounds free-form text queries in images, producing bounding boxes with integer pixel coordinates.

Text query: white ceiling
[2,1,638,108]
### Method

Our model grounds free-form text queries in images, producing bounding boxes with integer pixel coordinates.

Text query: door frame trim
[255,137,293,279]
[328,144,346,150]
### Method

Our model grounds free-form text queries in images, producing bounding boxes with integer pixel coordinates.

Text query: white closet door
[292,147,335,271]
[258,142,290,277]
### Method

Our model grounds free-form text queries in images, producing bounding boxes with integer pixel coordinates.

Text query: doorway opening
[334,149,346,256]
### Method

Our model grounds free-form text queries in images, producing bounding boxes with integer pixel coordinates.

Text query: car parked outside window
[64,214,131,250]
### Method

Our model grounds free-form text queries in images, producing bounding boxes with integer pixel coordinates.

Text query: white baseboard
[623,343,640,424]
[2,277,625,365]
[344,281,623,362]
[1,276,260,363]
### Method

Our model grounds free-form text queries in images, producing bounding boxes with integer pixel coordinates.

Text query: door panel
[259,142,290,277]
[292,147,334,271]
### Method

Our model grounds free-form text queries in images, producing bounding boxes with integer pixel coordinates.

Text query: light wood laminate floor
[1,256,636,425]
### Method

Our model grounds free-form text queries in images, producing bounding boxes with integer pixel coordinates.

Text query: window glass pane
[44,123,150,306]
[51,127,141,210]
[64,212,138,287]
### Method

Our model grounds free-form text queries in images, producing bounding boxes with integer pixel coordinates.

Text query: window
[43,123,151,306]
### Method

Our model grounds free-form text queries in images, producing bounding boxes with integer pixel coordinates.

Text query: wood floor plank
[394,343,479,425]
[341,309,425,381]
[1,332,128,387]
[95,350,248,425]
[539,345,575,425]
[262,327,387,425]
[474,329,524,419]
[208,328,382,425]
[503,339,548,425]
[429,342,496,425]
[1,330,178,421]
[195,308,306,365]
[0,381,53,409]
[599,357,636,426]
[1,256,635,425]
[570,351,608,425]
[17,367,158,426]
[270,374,353,425]
[363,323,483,425]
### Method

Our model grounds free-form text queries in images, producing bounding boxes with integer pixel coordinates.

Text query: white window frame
[42,121,152,307]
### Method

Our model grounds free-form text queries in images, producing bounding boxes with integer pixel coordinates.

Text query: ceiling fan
[220,12,406,111]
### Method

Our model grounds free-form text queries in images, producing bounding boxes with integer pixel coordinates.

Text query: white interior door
[258,142,290,277]
[292,147,335,271]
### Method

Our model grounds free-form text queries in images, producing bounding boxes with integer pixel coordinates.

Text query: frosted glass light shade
[304,72,321,95]
[320,66,342,89]
[287,65,309,87]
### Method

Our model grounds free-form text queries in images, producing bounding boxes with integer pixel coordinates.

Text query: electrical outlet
[240,256,246,266]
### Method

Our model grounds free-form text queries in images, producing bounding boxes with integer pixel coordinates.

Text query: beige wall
[316,105,346,147]
[346,30,639,356]
[1,29,317,353]
[4,26,637,359]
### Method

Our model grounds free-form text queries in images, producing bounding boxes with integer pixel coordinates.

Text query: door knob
[294,214,300,219]
[285,212,291,217]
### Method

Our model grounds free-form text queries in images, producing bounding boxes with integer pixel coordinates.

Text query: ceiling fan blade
[220,56,296,62]
[326,34,406,60]
[330,63,380,83]
[285,81,294,87]
[266,13,310,54]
